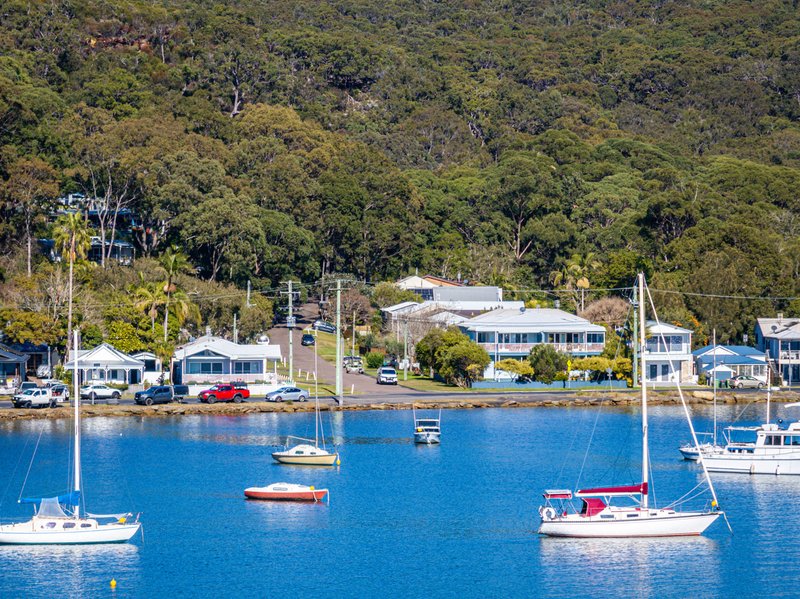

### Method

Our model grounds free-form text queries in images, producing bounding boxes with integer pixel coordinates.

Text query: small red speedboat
[244,483,329,502]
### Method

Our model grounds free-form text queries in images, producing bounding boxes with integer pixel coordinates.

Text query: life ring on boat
[541,507,556,520]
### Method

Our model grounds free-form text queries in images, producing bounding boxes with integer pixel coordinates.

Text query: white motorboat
[0,331,141,545]
[272,338,339,466]
[679,331,725,461]
[413,408,441,444]
[245,482,329,502]
[679,433,726,461]
[538,274,723,538]
[703,412,800,475]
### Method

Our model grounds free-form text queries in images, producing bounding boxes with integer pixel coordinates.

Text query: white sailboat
[538,273,723,538]
[272,334,339,466]
[0,331,141,544]
[413,407,441,444]
[679,330,725,461]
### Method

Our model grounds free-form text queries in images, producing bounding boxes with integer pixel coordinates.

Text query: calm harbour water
[0,403,797,598]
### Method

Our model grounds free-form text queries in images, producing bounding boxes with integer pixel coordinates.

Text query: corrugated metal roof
[461,308,605,333]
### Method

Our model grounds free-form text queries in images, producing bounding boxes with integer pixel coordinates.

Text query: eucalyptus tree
[52,213,91,354]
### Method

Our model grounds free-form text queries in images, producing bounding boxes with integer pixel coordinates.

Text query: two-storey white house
[643,321,693,384]
[459,307,606,364]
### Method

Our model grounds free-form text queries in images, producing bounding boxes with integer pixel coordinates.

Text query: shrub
[365,351,385,369]
[528,345,569,384]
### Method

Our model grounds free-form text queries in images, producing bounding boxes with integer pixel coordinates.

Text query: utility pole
[403,319,409,381]
[281,281,295,383]
[335,279,343,403]
[233,313,238,344]
[632,282,639,388]
[246,280,251,308]
[352,309,356,357]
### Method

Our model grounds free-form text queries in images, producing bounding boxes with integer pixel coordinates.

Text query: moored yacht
[703,410,800,475]
[413,408,441,444]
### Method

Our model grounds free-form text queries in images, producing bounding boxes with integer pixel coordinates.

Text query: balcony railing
[478,342,604,355]
[779,351,800,362]
[182,372,278,384]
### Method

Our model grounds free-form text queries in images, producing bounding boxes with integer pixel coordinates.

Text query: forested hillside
[2,0,800,345]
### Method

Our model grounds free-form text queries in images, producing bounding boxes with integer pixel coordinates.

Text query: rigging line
[644,279,724,512]
[0,433,33,517]
[18,421,48,503]
[650,288,800,301]
[574,397,605,491]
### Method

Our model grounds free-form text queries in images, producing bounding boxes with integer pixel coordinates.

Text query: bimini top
[543,489,573,500]
[576,483,648,497]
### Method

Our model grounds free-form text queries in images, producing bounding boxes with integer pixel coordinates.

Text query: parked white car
[376,367,398,385]
[80,384,121,403]
[12,388,56,409]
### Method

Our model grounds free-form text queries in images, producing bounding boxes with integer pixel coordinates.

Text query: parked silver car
[80,384,122,403]
[727,375,764,389]
[265,386,309,402]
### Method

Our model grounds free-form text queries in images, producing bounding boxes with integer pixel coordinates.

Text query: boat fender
[541,507,556,520]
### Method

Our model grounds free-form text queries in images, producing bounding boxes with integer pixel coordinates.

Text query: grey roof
[645,320,692,334]
[432,286,502,302]
[461,308,605,333]
[66,343,144,369]
[174,335,282,361]
[757,318,800,339]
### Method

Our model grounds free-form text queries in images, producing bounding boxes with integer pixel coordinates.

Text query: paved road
[267,302,411,398]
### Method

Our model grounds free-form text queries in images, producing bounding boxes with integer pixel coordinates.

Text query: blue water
[0,403,796,598]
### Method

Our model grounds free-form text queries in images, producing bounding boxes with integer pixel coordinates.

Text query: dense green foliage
[528,344,570,384]
[416,327,490,387]
[2,1,800,346]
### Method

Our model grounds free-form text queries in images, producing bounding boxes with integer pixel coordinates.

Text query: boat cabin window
[44,522,56,528]
[81,523,92,528]
[765,435,782,446]
[63,522,75,528]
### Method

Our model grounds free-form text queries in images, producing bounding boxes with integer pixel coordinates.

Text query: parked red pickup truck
[197,382,249,404]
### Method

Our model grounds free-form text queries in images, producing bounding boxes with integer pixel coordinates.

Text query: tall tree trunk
[66,239,75,356]
[163,291,171,342]
[26,217,32,277]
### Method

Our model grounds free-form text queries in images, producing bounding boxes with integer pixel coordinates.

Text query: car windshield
[208,385,220,391]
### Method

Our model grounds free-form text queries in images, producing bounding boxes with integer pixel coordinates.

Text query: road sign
[286,316,296,328]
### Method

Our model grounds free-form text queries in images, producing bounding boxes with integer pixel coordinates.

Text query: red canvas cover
[580,497,607,516]
[576,482,648,497]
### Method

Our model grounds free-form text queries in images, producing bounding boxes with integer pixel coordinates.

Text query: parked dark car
[135,385,177,406]
[312,320,336,333]
[301,333,316,346]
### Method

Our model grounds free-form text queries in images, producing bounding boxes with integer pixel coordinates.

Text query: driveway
[267,303,413,398]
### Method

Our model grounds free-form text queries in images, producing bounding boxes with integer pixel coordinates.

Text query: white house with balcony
[172,335,282,385]
[643,321,693,384]
[460,308,606,369]
[755,316,800,384]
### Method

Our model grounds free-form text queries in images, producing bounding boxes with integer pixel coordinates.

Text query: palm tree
[159,247,192,342]
[133,279,166,333]
[53,213,91,354]
[549,252,602,312]
[166,289,200,336]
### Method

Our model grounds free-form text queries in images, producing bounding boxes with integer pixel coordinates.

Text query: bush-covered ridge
[1,0,800,344]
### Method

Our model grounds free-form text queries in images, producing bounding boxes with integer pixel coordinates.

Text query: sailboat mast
[638,273,649,509]
[72,330,81,515]
[314,334,320,448]
[713,329,717,445]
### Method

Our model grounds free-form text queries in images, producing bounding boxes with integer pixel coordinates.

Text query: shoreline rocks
[0,390,798,421]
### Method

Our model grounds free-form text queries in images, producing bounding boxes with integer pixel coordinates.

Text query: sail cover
[20,491,80,508]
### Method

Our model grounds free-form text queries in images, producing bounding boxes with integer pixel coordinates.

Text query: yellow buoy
[336,458,341,466]
[110,579,117,589]
[711,500,718,508]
